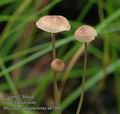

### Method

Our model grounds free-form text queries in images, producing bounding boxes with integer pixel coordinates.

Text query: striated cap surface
[36,15,71,33]
[74,25,97,42]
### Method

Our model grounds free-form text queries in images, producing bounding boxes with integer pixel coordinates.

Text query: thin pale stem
[51,33,56,59]
[53,71,61,114]
[51,33,61,114]
[76,42,87,114]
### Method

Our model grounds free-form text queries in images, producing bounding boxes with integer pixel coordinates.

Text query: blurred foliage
[0,0,120,114]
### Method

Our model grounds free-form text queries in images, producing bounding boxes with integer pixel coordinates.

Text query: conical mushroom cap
[74,25,97,42]
[36,15,71,33]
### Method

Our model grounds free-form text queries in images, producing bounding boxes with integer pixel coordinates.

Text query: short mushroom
[51,58,65,72]
[74,25,97,114]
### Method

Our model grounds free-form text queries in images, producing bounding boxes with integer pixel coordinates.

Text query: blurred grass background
[0,0,120,114]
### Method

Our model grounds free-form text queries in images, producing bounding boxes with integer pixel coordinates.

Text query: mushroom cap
[36,15,71,33]
[51,59,65,72]
[74,25,97,42]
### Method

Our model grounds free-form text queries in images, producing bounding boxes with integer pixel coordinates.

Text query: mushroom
[51,58,65,72]
[74,25,97,42]
[36,15,71,59]
[74,25,97,114]
[36,15,71,113]
[36,15,71,33]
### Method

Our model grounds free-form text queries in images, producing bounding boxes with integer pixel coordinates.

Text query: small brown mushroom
[36,15,71,33]
[74,25,97,42]
[51,59,65,72]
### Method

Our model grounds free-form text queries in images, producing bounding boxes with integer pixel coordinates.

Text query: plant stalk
[76,42,87,114]
[51,33,56,59]
[51,33,61,114]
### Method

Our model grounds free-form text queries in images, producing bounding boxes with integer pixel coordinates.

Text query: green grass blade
[61,59,120,112]
[0,36,74,77]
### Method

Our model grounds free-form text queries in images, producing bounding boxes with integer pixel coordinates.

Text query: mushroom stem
[51,33,61,114]
[76,42,87,114]
[51,33,56,59]
[53,71,61,113]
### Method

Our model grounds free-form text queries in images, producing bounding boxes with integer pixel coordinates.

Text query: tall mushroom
[36,15,71,114]
[74,25,97,114]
